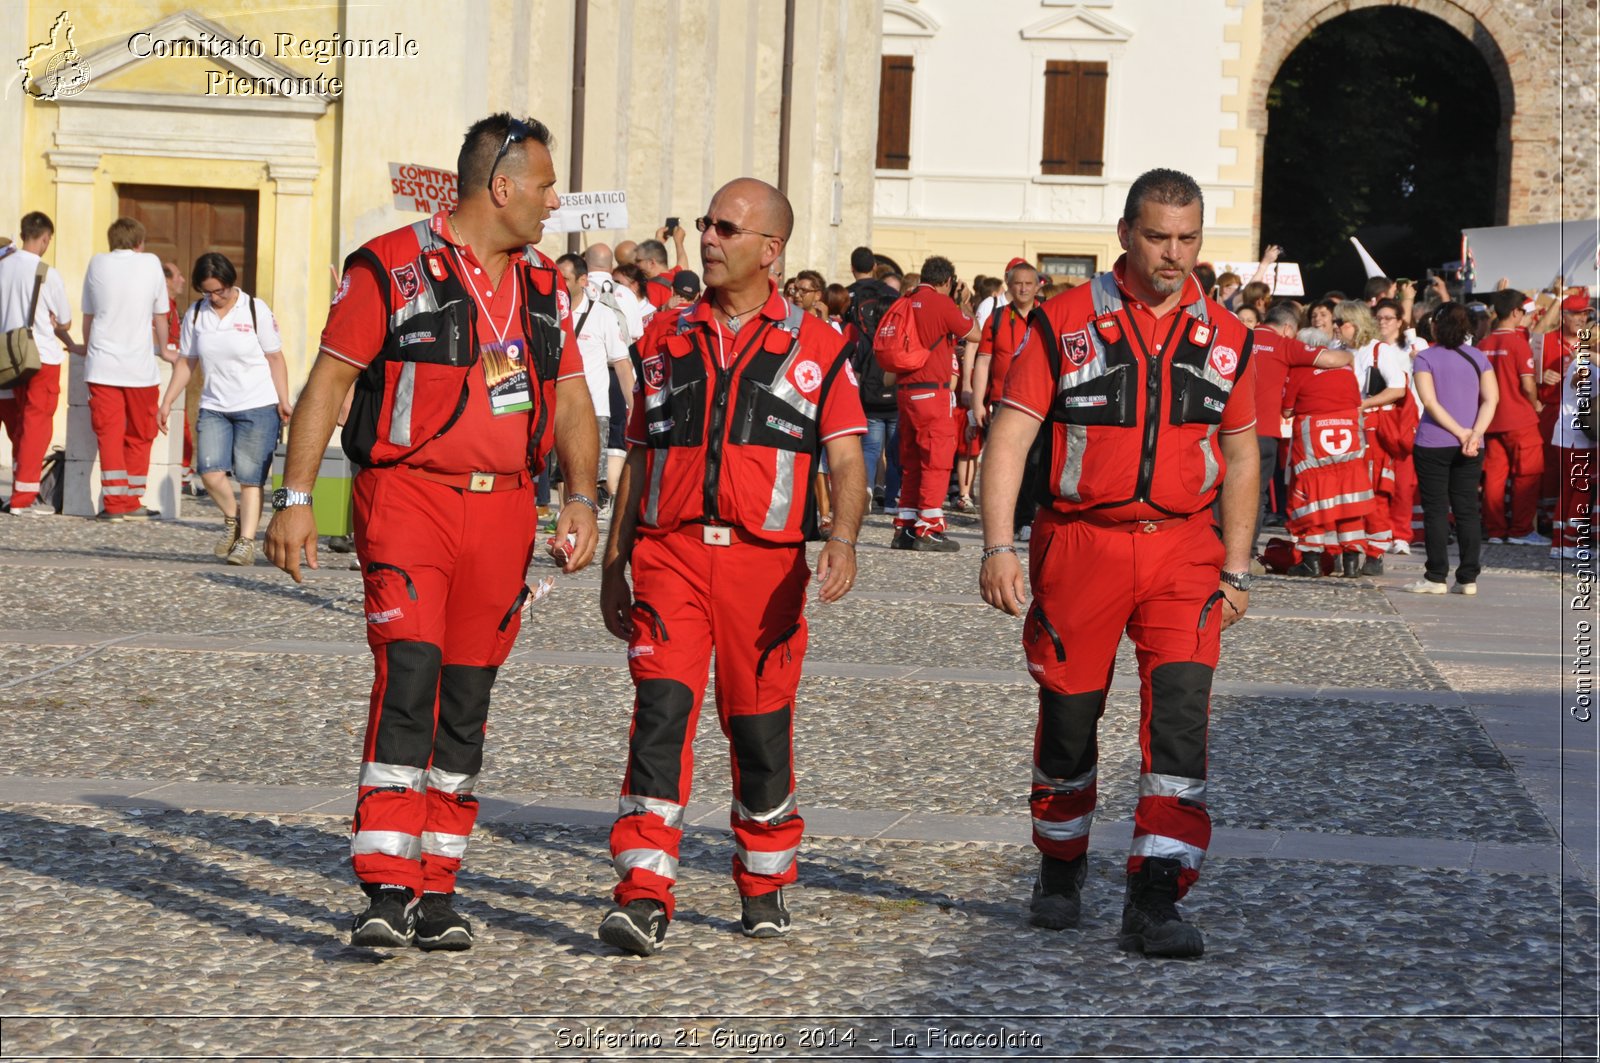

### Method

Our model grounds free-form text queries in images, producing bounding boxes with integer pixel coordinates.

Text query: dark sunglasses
[696,215,780,241]
[487,118,536,190]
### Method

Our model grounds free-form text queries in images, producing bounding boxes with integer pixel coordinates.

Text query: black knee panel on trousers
[728,706,793,814]
[373,641,443,766]
[431,664,498,776]
[628,679,695,800]
[1148,661,1212,780]
[1036,689,1105,780]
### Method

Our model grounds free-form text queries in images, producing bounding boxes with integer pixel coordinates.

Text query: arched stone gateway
[1249,0,1596,244]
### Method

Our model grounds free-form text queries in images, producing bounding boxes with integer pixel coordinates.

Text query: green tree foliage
[1261,7,1498,294]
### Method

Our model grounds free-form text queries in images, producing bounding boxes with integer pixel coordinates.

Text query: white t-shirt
[585,271,646,343]
[179,291,282,413]
[571,292,629,417]
[0,249,71,365]
[1553,357,1596,451]
[82,250,169,386]
[975,292,1008,329]
[1352,340,1410,409]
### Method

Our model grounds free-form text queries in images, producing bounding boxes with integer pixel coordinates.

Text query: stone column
[51,150,102,519]
[268,162,320,387]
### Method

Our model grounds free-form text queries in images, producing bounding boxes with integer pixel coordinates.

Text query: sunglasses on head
[695,215,780,241]
[487,118,536,190]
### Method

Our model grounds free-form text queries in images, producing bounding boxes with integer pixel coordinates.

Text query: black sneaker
[890,527,917,550]
[413,892,473,951]
[913,531,960,553]
[1028,854,1086,930]
[1118,858,1203,958]
[740,888,792,939]
[598,899,668,956]
[1286,552,1322,577]
[1360,555,1384,577]
[351,887,415,947]
[1340,551,1362,578]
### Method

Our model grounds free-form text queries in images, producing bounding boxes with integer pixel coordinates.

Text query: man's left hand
[1219,584,1249,631]
[551,499,600,573]
[814,539,857,603]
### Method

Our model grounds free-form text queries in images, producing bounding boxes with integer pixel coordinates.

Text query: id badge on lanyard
[456,247,532,416]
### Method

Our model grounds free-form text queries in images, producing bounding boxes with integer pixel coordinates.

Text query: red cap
[1563,291,1591,312]
[1004,257,1029,273]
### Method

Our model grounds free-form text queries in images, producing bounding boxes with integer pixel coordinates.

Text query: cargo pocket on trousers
[1194,589,1227,658]
[491,583,531,664]
[363,561,420,644]
[1023,600,1068,689]
[755,621,805,712]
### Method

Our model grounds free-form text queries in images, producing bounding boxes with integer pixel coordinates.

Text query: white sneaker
[1507,531,1552,546]
[1016,524,1032,543]
[1389,540,1411,555]
[1487,537,1506,545]
[1450,582,1477,595]
[1552,546,1579,560]
[1403,579,1446,594]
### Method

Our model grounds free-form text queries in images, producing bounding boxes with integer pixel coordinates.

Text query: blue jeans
[862,413,900,506]
[196,406,281,486]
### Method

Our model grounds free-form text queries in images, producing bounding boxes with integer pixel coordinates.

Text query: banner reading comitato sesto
[388,162,627,233]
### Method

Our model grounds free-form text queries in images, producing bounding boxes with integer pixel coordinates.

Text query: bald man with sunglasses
[596,179,868,955]
[266,113,599,952]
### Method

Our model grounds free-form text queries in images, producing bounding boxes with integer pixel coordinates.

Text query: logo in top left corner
[17,12,91,101]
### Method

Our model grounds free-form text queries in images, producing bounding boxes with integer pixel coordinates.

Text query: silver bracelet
[981,545,1017,561]
[827,535,856,549]
[565,492,601,516]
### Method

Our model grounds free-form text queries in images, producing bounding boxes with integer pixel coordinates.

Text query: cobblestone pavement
[0,502,1593,1061]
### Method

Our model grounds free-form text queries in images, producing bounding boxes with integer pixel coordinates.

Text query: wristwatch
[273,488,313,510]
[1219,569,1253,592]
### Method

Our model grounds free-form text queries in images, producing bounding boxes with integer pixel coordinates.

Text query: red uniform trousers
[1024,509,1223,899]
[1482,426,1545,539]
[1389,453,1417,546]
[87,383,160,513]
[1554,447,1595,551]
[351,466,536,896]
[1539,404,1561,523]
[953,402,982,459]
[4,363,61,508]
[611,529,809,917]
[1362,426,1395,558]
[896,384,956,532]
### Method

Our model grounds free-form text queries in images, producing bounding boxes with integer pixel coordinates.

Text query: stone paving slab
[0,805,1591,1060]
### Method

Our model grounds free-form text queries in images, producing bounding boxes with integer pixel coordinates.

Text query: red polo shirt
[976,302,1036,406]
[1250,326,1324,438]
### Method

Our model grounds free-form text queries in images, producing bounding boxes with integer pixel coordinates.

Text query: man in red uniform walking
[266,114,599,951]
[1480,289,1547,545]
[596,178,867,956]
[892,256,977,551]
[978,169,1257,959]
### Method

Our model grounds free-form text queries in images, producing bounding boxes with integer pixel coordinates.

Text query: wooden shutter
[1041,61,1107,177]
[877,55,914,170]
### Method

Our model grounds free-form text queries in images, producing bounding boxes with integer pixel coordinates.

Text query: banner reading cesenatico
[390,162,458,214]
[543,191,629,234]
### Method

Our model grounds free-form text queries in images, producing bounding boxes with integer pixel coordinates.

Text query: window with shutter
[877,55,914,170]
[1041,61,1107,177]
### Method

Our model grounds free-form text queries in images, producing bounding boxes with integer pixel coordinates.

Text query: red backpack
[872,295,933,376]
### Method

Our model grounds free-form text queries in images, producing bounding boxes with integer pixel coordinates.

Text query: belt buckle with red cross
[468,473,496,493]
[701,525,732,546]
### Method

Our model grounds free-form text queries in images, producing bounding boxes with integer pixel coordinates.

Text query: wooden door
[116,185,260,298]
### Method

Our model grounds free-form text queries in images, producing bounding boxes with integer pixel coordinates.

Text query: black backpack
[845,280,899,411]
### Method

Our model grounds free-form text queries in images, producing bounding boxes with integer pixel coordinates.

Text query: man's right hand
[600,562,635,640]
[973,402,991,429]
[979,550,1028,616]
[265,506,320,583]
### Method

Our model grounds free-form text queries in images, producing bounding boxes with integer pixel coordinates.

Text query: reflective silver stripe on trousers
[127,476,147,487]
[350,830,422,860]
[1129,832,1206,870]
[736,844,798,876]
[425,766,476,795]
[1032,812,1094,841]
[618,794,685,830]
[732,792,798,825]
[764,449,797,530]
[101,469,128,480]
[1289,489,1375,518]
[1056,424,1089,502]
[1138,772,1207,803]
[643,449,667,526]
[102,485,129,495]
[614,848,679,881]
[1198,425,1220,495]
[389,362,416,446]
[360,762,426,791]
[1032,764,1097,793]
[420,830,470,860]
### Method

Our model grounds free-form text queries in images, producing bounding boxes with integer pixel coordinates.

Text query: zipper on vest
[1128,313,1184,505]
